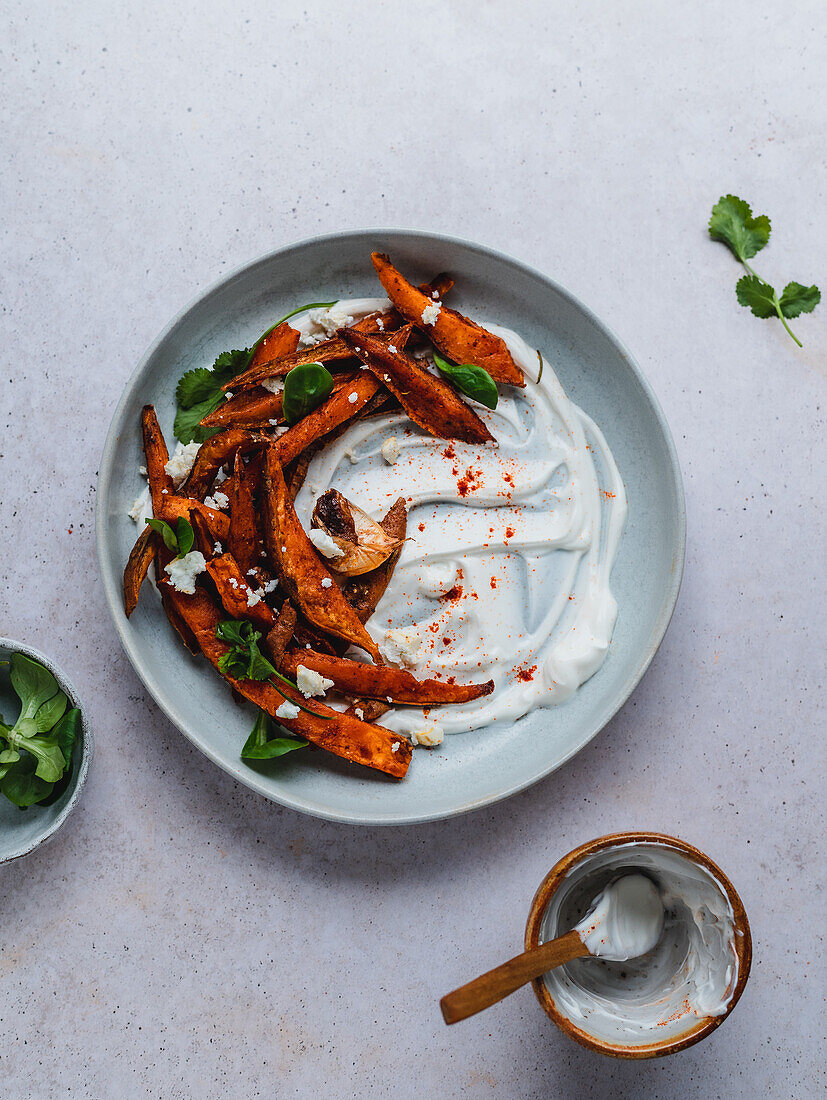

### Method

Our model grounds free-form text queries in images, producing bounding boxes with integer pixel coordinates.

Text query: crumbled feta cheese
[203,491,229,510]
[263,578,278,593]
[380,627,421,667]
[261,377,284,394]
[355,708,364,720]
[421,301,441,326]
[281,545,287,553]
[348,391,358,404]
[247,587,263,608]
[229,577,238,588]
[376,317,385,331]
[128,484,152,525]
[409,720,445,747]
[247,568,257,578]
[345,449,359,465]
[307,305,355,339]
[164,441,201,487]
[215,467,228,484]
[213,541,223,555]
[308,528,345,558]
[381,436,400,465]
[268,418,280,426]
[138,465,147,476]
[225,391,234,400]
[275,700,300,720]
[391,742,400,753]
[296,665,334,698]
[321,577,332,588]
[383,373,392,383]
[300,331,328,347]
[431,289,440,299]
[387,344,398,354]
[164,551,206,594]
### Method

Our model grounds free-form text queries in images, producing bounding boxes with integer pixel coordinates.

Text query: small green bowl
[0,637,93,864]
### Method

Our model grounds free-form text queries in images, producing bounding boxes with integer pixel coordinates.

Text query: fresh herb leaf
[778,281,821,318]
[240,709,308,761]
[709,194,819,346]
[174,348,250,444]
[145,516,193,558]
[708,195,771,262]
[433,354,498,410]
[1,755,54,808]
[32,690,67,734]
[35,708,80,806]
[246,301,336,368]
[282,362,334,425]
[10,653,61,723]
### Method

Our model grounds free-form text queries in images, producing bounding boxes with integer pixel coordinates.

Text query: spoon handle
[440,930,589,1025]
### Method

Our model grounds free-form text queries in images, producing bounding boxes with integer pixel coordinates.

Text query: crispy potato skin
[205,553,275,630]
[123,525,156,617]
[201,387,283,431]
[141,405,175,514]
[157,581,410,777]
[344,497,408,623]
[262,446,383,661]
[337,328,494,444]
[371,252,524,386]
[282,649,494,705]
[275,372,383,467]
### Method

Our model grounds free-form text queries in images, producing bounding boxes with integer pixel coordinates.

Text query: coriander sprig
[708,195,820,347]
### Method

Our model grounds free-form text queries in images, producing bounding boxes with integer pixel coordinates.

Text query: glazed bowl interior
[0,638,92,864]
[525,833,751,1058]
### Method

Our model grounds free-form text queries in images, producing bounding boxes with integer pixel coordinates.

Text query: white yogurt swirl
[291,299,627,737]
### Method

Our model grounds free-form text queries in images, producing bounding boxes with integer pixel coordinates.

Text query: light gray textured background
[1,2,824,1097]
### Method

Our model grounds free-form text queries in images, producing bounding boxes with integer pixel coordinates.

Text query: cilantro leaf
[736,275,777,318]
[709,195,771,262]
[778,282,821,319]
[241,709,308,761]
[173,348,249,443]
[433,355,498,409]
[146,516,193,558]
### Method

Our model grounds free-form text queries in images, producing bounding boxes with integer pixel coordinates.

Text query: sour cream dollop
[575,874,664,961]
[292,298,627,737]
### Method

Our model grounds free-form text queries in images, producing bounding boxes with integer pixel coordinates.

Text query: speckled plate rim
[95,228,685,825]
[0,636,94,864]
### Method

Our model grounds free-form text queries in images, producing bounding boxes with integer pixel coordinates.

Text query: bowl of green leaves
[0,637,92,864]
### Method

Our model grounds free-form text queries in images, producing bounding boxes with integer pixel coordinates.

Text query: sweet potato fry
[157,495,230,543]
[344,698,391,723]
[264,601,297,666]
[155,546,200,654]
[371,252,524,386]
[282,649,494,705]
[206,553,274,631]
[189,510,216,559]
[157,581,410,777]
[185,429,266,500]
[200,387,283,431]
[244,320,300,376]
[123,525,156,617]
[262,445,382,661]
[227,450,259,573]
[337,328,494,444]
[344,497,407,623]
[141,405,175,513]
[274,372,383,467]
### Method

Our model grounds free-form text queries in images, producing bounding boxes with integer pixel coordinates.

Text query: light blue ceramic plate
[0,637,93,862]
[96,231,684,825]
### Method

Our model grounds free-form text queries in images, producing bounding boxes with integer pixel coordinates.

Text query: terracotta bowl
[524,832,752,1058]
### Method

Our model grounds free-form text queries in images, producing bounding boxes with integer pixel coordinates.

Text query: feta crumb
[203,491,229,510]
[409,720,445,748]
[376,317,385,331]
[308,528,345,559]
[247,587,263,608]
[381,436,400,465]
[229,577,238,588]
[432,289,439,299]
[387,344,398,354]
[275,700,301,720]
[391,742,400,753]
[345,448,359,465]
[268,418,280,426]
[164,441,201,487]
[213,541,223,555]
[383,373,392,383]
[215,467,228,484]
[421,301,441,326]
[281,545,287,553]
[296,664,335,698]
[225,391,234,400]
[355,708,364,720]
[138,465,147,476]
[261,377,284,394]
[348,391,358,404]
[380,627,421,667]
[321,577,332,588]
[246,568,257,578]
[164,551,206,594]
[128,484,152,524]
[263,578,278,593]
[307,304,355,339]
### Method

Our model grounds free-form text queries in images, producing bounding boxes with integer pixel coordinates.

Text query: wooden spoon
[440,930,589,1025]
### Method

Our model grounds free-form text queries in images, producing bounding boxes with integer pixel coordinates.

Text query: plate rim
[95,228,686,825]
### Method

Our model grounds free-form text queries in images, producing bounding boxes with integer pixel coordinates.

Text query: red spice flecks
[505,525,516,539]
[418,522,425,532]
[447,676,456,685]
[602,490,616,500]
[457,467,483,498]
[503,472,515,488]
[490,577,498,589]
[442,637,452,646]
[439,585,463,603]
[516,665,538,683]
[442,443,456,460]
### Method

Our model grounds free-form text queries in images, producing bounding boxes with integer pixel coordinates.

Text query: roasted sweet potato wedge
[157,495,230,544]
[282,649,494,705]
[337,328,494,444]
[244,320,300,376]
[200,387,284,431]
[264,601,297,666]
[274,372,383,467]
[227,450,259,573]
[157,581,410,777]
[123,525,156,617]
[262,445,382,661]
[344,698,391,723]
[185,430,266,500]
[344,497,407,623]
[371,252,524,386]
[141,405,175,513]
[205,553,274,631]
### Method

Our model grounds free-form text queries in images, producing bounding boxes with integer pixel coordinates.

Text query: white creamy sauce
[540,844,740,1046]
[291,298,627,738]
[575,874,664,961]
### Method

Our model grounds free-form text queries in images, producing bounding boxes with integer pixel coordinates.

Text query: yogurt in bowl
[525,833,752,1058]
